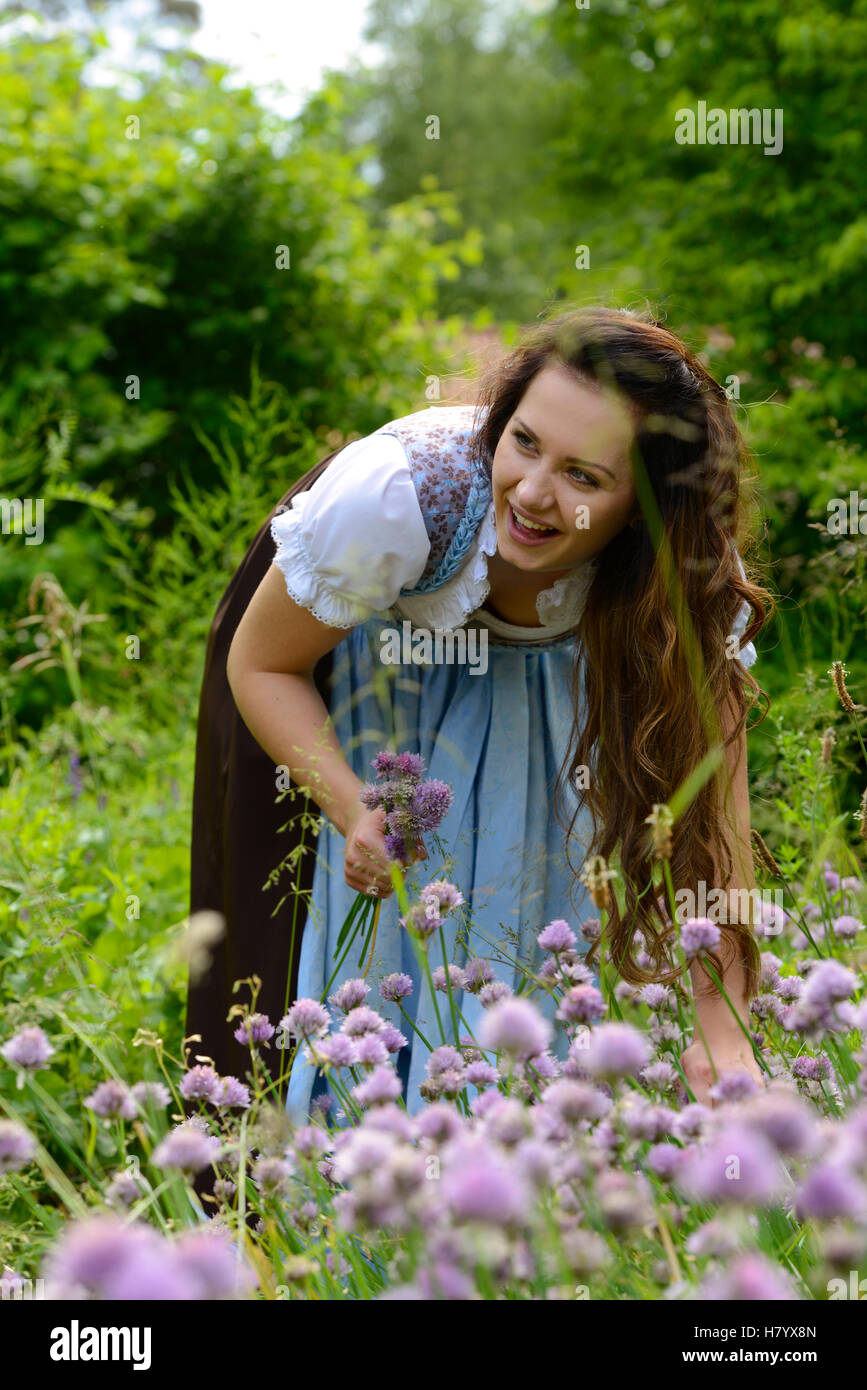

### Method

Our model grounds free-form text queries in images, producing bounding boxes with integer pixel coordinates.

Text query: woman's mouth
[506,502,561,545]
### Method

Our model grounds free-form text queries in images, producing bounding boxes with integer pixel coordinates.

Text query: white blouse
[270,430,758,665]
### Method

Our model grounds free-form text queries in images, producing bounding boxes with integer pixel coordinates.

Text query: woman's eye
[567,466,599,488]
[512,429,599,487]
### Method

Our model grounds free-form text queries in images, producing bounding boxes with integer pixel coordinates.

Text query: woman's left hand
[678,1025,766,1106]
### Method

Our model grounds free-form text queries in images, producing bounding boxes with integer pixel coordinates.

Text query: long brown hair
[469,303,774,1000]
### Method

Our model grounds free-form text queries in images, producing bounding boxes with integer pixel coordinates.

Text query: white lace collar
[392,499,597,635]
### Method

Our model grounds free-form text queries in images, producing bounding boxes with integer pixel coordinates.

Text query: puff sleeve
[270,432,431,628]
[729,549,758,669]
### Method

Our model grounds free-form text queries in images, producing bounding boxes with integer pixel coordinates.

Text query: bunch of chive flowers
[331,751,453,975]
[359,751,452,867]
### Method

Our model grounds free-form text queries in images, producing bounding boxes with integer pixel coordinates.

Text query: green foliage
[0,28,475,520]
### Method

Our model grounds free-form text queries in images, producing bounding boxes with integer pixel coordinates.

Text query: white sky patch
[6,0,381,119]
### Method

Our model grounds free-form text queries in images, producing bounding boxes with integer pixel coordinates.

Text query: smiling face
[491,361,640,575]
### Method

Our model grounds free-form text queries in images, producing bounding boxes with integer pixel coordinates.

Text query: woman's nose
[516,477,555,509]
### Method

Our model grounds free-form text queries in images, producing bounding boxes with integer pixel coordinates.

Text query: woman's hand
[343,804,427,899]
[678,1023,766,1106]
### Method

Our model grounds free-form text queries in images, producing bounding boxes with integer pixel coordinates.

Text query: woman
[186,304,772,1119]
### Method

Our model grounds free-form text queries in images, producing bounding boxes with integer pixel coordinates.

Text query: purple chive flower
[213,1075,251,1109]
[792,1055,830,1081]
[380,973,413,1002]
[281,999,331,1041]
[672,1103,712,1141]
[340,1005,387,1037]
[677,1122,785,1206]
[560,958,595,986]
[556,984,606,1025]
[352,1034,390,1067]
[641,983,672,1011]
[579,917,602,944]
[480,997,553,1062]
[484,1096,530,1147]
[97,1251,197,1302]
[1,1267,25,1295]
[432,964,467,994]
[400,902,440,940]
[760,953,782,988]
[105,1170,145,1209]
[776,976,803,1002]
[311,1034,356,1068]
[130,1080,171,1110]
[596,1170,655,1232]
[0,1119,36,1172]
[525,1050,559,1082]
[233,1013,275,1046]
[394,752,425,777]
[252,1156,293,1193]
[329,979,371,1013]
[291,1126,332,1159]
[584,1023,652,1079]
[84,1080,138,1121]
[442,1142,530,1226]
[363,1104,413,1142]
[621,1098,675,1143]
[463,958,495,994]
[698,1253,799,1301]
[801,959,858,1007]
[415,1261,476,1301]
[537,919,577,953]
[152,1122,223,1175]
[646,1143,687,1181]
[707,1068,762,1104]
[41,1216,165,1298]
[371,751,400,775]
[1,1025,55,1071]
[786,960,859,1036]
[542,1079,611,1125]
[178,1065,221,1103]
[832,915,862,940]
[681,917,721,957]
[641,1060,678,1092]
[479,981,512,1008]
[380,1024,408,1053]
[427,1046,466,1078]
[331,1129,397,1182]
[409,782,453,831]
[421,880,464,912]
[794,1164,867,1222]
[685,1220,740,1259]
[415,1102,464,1144]
[385,831,407,860]
[173,1228,258,1298]
[465,1059,499,1088]
[353,1066,403,1107]
[739,1089,817,1157]
[823,864,841,894]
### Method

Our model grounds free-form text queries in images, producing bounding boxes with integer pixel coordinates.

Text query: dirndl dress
[276,437,602,1120]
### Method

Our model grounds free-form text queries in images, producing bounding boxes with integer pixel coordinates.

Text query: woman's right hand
[343,804,427,899]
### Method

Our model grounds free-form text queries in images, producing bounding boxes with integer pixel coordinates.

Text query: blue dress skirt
[284,609,598,1123]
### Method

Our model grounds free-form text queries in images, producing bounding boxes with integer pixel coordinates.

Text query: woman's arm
[226,566,365,839]
[680,686,765,1099]
[227,566,416,897]
[690,687,755,1032]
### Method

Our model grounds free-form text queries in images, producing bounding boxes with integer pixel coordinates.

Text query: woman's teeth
[511,505,557,534]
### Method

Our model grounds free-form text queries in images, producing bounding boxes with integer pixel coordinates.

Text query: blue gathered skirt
[284,611,599,1123]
